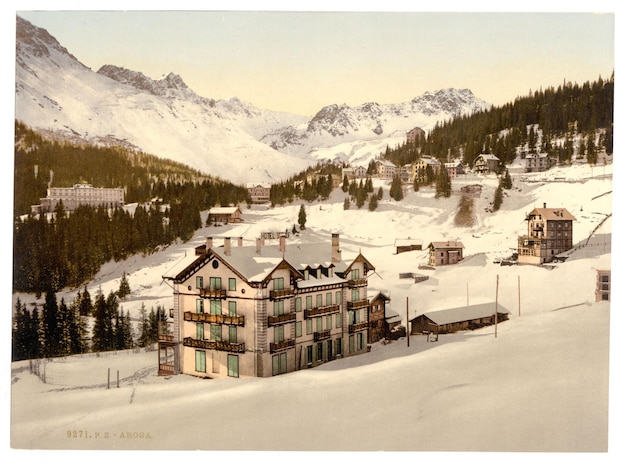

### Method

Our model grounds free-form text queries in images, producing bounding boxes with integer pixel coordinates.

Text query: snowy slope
[10,163,616,453]
[15,16,311,184]
[15,16,491,185]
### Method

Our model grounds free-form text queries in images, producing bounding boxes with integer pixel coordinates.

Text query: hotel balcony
[184,311,245,326]
[269,288,295,300]
[347,278,367,287]
[200,288,227,299]
[347,299,369,310]
[270,338,295,353]
[314,329,331,341]
[267,312,297,326]
[183,337,245,353]
[349,322,369,333]
[304,304,340,319]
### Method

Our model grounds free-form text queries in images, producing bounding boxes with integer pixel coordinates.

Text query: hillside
[10,160,615,452]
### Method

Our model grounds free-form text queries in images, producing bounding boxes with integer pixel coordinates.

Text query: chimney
[256,237,262,255]
[206,237,213,249]
[238,237,243,247]
[331,233,341,263]
[279,235,286,253]
[543,202,547,208]
[224,237,231,256]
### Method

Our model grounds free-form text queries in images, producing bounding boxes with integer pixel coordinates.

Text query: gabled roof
[529,207,576,221]
[428,241,464,250]
[475,154,500,161]
[209,206,241,214]
[415,302,510,326]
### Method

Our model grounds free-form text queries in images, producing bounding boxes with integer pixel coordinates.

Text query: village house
[406,126,426,145]
[411,156,442,181]
[367,291,390,344]
[207,206,243,225]
[524,153,555,172]
[246,183,271,204]
[410,302,510,335]
[394,238,423,254]
[375,159,398,179]
[159,234,375,379]
[353,165,367,179]
[32,183,125,214]
[473,154,500,174]
[444,161,465,178]
[595,269,611,302]
[428,241,465,266]
[384,307,405,340]
[517,203,575,265]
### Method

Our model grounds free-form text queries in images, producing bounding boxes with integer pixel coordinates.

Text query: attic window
[212,260,219,269]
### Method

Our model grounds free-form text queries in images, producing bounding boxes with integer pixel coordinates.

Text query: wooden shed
[208,206,243,225]
[410,302,510,335]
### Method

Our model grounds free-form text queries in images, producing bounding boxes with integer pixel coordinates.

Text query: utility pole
[466,282,469,306]
[518,275,521,317]
[406,297,410,347]
[495,275,499,338]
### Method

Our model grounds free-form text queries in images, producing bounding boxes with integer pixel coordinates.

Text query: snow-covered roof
[417,302,510,326]
[209,206,241,214]
[529,207,576,221]
[428,241,464,249]
[476,154,500,161]
[246,182,271,188]
[395,238,422,247]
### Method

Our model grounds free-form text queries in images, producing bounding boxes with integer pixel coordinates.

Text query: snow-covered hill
[15,16,311,184]
[261,88,491,164]
[10,162,615,452]
[15,16,491,185]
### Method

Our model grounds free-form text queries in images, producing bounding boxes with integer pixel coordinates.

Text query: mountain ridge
[15,15,491,182]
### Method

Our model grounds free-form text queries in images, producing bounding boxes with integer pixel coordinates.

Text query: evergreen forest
[13,121,251,294]
[383,74,614,168]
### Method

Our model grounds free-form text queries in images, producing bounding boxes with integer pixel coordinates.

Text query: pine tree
[377,186,383,200]
[118,271,131,300]
[368,194,378,212]
[493,185,504,211]
[342,174,349,192]
[435,167,452,198]
[298,204,307,230]
[343,197,351,210]
[138,302,150,347]
[42,290,60,358]
[389,176,404,201]
[501,169,513,189]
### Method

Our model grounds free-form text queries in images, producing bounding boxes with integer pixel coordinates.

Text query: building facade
[473,154,500,174]
[595,269,611,302]
[367,291,390,344]
[207,206,243,225]
[246,183,271,204]
[428,241,465,266]
[32,184,125,214]
[160,234,375,379]
[524,153,554,173]
[517,203,575,265]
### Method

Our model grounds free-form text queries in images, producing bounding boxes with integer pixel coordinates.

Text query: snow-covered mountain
[15,16,491,184]
[14,16,310,184]
[262,89,491,166]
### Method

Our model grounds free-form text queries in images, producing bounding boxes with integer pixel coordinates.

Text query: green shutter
[228,301,237,316]
[296,321,302,338]
[227,355,239,377]
[196,299,204,313]
[195,350,206,372]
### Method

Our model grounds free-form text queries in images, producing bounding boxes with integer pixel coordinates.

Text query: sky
[14,4,616,116]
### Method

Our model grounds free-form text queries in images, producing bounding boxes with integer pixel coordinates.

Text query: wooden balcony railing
[183,337,245,353]
[158,364,175,376]
[314,329,331,341]
[267,312,297,326]
[270,339,295,353]
[270,288,295,300]
[349,322,369,333]
[347,299,369,309]
[347,278,367,287]
[158,333,175,343]
[304,304,340,319]
[184,311,245,326]
[200,288,227,299]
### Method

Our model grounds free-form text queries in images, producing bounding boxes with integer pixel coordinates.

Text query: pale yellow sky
[16,7,615,116]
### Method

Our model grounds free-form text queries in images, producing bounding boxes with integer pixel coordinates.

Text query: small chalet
[473,154,500,174]
[376,160,398,179]
[411,156,441,180]
[384,307,404,340]
[410,302,510,335]
[208,206,243,225]
[524,153,555,173]
[444,161,465,178]
[394,238,423,254]
[407,126,426,144]
[428,241,464,266]
[368,291,390,343]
